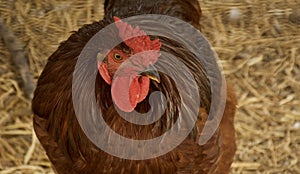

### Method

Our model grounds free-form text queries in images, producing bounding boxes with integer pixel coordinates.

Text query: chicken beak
[147,72,160,83]
[141,63,160,83]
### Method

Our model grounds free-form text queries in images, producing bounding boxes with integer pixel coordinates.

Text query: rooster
[32,0,237,173]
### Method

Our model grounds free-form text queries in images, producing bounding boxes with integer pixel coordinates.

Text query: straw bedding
[0,0,299,173]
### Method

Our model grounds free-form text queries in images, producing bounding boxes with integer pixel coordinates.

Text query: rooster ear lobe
[98,62,112,85]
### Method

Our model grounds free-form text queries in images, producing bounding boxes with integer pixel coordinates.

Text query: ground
[0,0,299,173]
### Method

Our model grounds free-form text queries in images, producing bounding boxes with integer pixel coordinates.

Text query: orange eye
[113,53,123,61]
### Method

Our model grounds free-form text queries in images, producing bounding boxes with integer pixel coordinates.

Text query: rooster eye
[113,53,123,61]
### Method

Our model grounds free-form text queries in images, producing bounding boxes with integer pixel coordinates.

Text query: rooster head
[98,16,161,112]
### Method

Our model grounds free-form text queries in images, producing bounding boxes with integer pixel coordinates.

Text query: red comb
[113,16,161,54]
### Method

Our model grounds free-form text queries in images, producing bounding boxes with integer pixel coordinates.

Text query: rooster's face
[98,17,161,112]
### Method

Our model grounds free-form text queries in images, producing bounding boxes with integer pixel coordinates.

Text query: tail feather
[103,0,202,29]
[104,0,110,13]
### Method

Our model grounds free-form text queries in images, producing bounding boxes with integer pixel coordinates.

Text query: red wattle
[129,76,150,107]
[111,75,150,112]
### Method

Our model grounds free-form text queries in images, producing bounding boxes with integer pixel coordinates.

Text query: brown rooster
[32,0,237,173]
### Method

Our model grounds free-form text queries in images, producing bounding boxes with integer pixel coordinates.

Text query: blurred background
[0,0,299,173]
